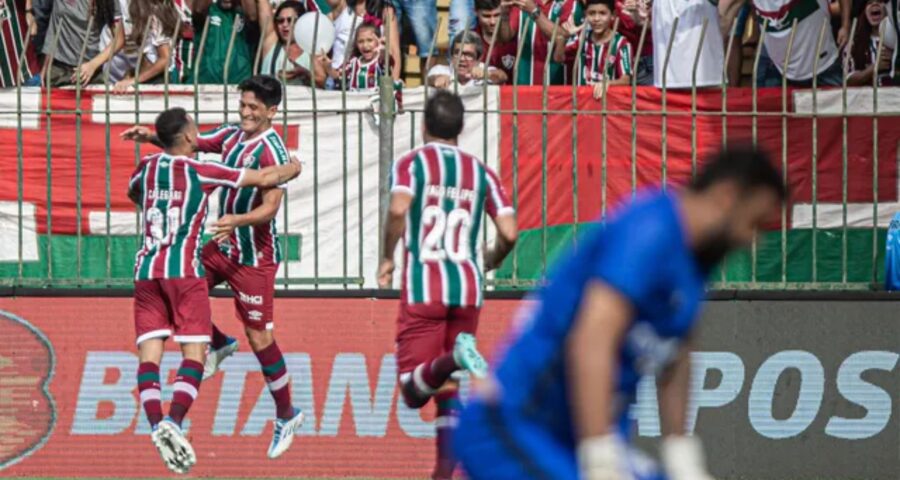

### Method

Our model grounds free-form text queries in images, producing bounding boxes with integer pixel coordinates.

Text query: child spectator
[555,0,632,98]
[324,21,390,88]
[474,0,517,84]
[106,0,179,92]
[428,30,506,87]
[0,0,42,86]
[847,0,895,85]
[42,0,124,86]
[258,0,321,86]
[329,0,400,80]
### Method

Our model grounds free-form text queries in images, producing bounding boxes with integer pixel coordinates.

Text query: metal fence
[1,13,899,290]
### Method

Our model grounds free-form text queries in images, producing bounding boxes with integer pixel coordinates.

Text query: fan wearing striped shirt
[554,0,632,99]
[322,21,391,90]
[125,107,300,474]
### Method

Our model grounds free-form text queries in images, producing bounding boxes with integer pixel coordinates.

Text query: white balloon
[293,12,336,55]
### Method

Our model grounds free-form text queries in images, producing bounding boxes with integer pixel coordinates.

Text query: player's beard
[693,227,735,271]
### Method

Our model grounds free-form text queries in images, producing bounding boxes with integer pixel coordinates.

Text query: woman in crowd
[42,0,123,86]
[107,0,179,92]
[257,0,324,86]
[328,0,400,81]
[846,0,895,85]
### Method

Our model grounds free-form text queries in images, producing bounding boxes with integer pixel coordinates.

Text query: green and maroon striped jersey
[129,153,246,280]
[391,143,514,308]
[0,0,38,87]
[197,124,290,268]
[565,31,633,85]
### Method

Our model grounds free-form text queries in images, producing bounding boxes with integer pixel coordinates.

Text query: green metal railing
[2,15,898,291]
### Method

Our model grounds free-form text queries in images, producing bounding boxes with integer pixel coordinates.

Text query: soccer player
[377,90,519,480]
[455,146,786,480]
[121,75,304,460]
[127,107,300,474]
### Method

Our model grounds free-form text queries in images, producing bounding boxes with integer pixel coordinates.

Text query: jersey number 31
[420,206,472,263]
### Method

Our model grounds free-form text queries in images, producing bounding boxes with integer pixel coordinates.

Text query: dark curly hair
[94,0,118,30]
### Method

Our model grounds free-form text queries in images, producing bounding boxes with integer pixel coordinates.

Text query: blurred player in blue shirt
[455,145,786,480]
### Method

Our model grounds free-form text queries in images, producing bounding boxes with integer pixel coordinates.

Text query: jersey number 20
[421,206,472,263]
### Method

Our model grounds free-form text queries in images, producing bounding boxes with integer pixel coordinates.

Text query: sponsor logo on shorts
[247,310,264,322]
[238,292,264,306]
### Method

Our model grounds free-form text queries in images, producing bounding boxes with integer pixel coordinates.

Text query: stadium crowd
[1,0,898,92]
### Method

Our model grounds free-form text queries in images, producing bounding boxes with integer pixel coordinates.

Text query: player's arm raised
[658,336,716,480]
[236,156,302,189]
[568,281,633,480]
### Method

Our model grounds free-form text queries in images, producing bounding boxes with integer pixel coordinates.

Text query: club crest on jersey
[502,55,515,70]
[241,154,256,167]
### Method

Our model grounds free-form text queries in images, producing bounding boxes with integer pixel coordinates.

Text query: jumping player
[377,90,519,480]
[121,74,304,459]
[454,145,786,480]
[127,107,300,474]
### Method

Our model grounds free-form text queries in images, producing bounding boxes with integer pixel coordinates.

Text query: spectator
[31,0,51,55]
[322,21,389,89]
[450,0,477,41]
[41,0,124,87]
[555,0,632,98]
[105,0,179,93]
[617,0,653,85]
[846,0,895,85]
[887,0,899,77]
[392,0,436,74]
[749,0,850,87]
[504,0,577,85]
[190,0,257,84]
[473,0,517,84]
[257,0,321,86]
[428,30,506,87]
[0,0,42,86]
[726,2,752,86]
[652,0,724,88]
[328,0,400,79]
[170,0,193,83]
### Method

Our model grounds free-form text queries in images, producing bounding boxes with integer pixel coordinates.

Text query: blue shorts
[456,401,667,480]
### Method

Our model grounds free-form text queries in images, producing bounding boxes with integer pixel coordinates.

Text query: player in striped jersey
[554,0,632,99]
[126,107,300,474]
[122,75,306,460]
[378,91,518,480]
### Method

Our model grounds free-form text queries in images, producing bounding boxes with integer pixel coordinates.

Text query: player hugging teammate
[123,74,306,470]
[124,105,301,473]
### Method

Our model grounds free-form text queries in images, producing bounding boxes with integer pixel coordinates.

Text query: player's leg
[201,241,240,379]
[133,280,180,473]
[157,278,213,473]
[430,306,483,479]
[395,303,450,409]
[232,264,303,459]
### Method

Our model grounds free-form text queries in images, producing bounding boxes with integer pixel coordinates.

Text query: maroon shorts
[201,241,277,331]
[395,302,480,375]
[133,278,212,345]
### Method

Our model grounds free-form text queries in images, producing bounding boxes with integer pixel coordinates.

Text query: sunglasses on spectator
[277,16,297,25]
[453,50,478,60]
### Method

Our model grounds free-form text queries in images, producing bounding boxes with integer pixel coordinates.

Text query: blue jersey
[884,212,900,290]
[489,192,707,446]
